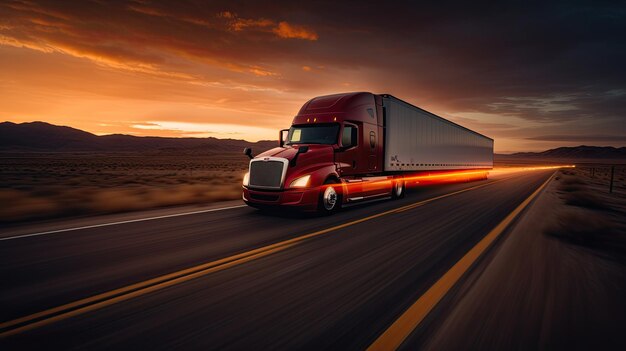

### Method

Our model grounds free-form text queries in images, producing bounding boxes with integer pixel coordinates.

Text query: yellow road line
[367,172,556,351]
[0,243,297,338]
[0,176,514,338]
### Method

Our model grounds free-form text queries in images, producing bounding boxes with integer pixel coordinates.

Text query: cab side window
[342,125,358,148]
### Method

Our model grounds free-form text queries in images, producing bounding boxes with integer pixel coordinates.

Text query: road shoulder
[0,199,246,239]
[415,170,626,350]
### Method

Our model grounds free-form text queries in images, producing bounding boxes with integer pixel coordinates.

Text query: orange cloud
[273,21,318,40]
[0,2,320,85]
[230,17,274,31]
[126,4,167,17]
[248,66,277,77]
[218,12,318,40]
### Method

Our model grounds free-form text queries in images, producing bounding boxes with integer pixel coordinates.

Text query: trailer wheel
[318,179,342,214]
[392,180,405,199]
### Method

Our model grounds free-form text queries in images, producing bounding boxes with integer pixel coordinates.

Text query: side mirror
[243,147,253,159]
[279,129,289,147]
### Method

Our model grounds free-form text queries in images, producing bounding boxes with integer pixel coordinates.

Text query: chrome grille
[249,158,287,189]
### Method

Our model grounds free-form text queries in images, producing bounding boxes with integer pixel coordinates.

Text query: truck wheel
[392,180,405,199]
[318,179,341,214]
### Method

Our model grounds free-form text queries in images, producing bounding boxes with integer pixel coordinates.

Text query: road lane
[1,170,554,349]
[0,175,510,323]
[0,178,505,337]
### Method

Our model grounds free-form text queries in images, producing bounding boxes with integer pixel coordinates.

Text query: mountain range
[506,145,626,159]
[1,121,624,159]
[0,121,276,153]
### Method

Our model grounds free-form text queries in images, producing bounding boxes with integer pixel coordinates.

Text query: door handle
[352,160,356,168]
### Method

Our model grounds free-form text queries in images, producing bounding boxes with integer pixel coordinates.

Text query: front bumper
[242,186,319,211]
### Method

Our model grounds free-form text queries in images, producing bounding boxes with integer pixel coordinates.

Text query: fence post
[609,166,615,193]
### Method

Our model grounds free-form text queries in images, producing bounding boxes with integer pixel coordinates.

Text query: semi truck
[242,92,493,214]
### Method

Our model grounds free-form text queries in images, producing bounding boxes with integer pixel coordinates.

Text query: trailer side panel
[383,96,493,172]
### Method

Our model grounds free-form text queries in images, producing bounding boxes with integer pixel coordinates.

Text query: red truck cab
[242,92,393,213]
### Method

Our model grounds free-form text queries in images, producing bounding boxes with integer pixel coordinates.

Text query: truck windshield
[286,124,339,145]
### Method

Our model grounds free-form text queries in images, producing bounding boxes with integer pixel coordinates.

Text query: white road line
[0,204,248,242]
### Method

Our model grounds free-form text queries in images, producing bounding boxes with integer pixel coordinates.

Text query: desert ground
[0,152,248,223]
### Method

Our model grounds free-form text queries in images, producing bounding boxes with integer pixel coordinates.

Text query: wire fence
[576,165,626,194]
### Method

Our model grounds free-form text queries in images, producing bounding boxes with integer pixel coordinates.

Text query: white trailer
[382,95,493,172]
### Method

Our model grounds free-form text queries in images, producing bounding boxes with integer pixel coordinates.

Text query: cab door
[367,126,378,171]
[336,123,360,176]
[336,123,364,201]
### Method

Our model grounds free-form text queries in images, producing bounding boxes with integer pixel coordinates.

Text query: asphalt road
[0,169,554,350]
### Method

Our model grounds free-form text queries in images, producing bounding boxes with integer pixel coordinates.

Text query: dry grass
[561,190,609,210]
[556,175,608,209]
[546,167,626,259]
[0,153,248,222]
[544,210,613,245]
[557,175,587,193]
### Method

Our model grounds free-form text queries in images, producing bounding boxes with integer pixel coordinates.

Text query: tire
[391,179,406,199]
[318,179,342,214]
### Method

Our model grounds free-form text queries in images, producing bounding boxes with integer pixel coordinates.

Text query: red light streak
[333,165,575,192]
[247,165,575,193]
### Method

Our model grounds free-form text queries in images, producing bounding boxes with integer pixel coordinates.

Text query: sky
[0,0,625,152]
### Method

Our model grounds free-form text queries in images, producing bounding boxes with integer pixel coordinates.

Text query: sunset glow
[1,1,624,151]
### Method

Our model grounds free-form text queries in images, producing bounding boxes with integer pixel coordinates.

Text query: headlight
[289,174,311,188]
[242,172,250,186]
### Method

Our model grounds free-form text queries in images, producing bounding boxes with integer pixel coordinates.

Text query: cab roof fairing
[293,92,378,125]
